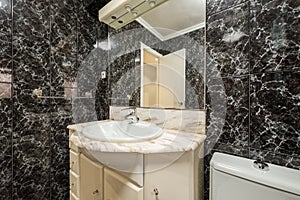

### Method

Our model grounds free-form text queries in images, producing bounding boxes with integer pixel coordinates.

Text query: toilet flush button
[253,160,270,171]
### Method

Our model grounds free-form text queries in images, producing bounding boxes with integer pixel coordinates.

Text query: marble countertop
[68,120,206,154]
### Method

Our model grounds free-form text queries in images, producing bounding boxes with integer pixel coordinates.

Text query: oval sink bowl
[81,121,163,143]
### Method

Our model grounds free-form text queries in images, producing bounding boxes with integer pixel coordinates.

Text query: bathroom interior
[0,0,299,199]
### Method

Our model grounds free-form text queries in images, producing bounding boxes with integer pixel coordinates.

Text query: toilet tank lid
[210,153,300,196]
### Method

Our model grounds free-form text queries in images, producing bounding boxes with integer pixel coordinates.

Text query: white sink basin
[81,121,163,142]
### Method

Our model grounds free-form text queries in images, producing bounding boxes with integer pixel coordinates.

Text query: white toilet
[210,153,300,200]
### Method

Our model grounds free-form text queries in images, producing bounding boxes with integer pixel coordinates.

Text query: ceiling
[136,0,205,41]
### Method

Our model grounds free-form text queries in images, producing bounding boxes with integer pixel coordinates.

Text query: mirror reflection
[141,43,186,109]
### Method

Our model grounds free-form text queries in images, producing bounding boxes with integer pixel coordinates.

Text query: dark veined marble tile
[0,34,12,70]
[77,0,100,64]
[12,107,51,199]
[72,97,98,123]
[0,99,12,200]
[50,53,77,97]
[50,113,71,200]
[84,0,110,22]
[13,0,51,95]
[13,0,50,37]
[207,2,249,78]
[77,48,108,100]
[12,84,53,121]
[0,0,12,36]
[50,0,77,44]
[206,76,249,151]
[109,52,137,103]
[250,0,300,73]
[13,129,51,199]
[76,5,108,113]
[13,34,51,86]
[50,0,77,97]
[250,148,300,170]
[212,142,249,157]
[185,65,205,109]
[207,0,248,16]
[250,72,300,156]
[205,77,227,153]
[108,23,147,61]
[220,76,249,147]
[203,152,212,200]
[95,73,109,120]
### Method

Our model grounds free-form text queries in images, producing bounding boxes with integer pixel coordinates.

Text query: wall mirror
[108,0,206,110]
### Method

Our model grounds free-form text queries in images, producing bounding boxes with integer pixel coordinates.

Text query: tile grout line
[10,0,14,198]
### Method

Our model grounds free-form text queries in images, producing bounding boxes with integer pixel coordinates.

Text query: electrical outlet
[101,71,106,79]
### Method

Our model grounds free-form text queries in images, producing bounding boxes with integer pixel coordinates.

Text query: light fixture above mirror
[99,0,205,41]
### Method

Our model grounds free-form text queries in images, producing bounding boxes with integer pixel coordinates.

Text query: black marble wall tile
[72,98,98,123]
[207,0,247,16]
[109,52,136,105]
[13,0,50,38]
[77,0,102,64]
[12,0,52,199]
[12,114,51,200]
[250,72,300,156]
[50,113,72,200]
[50,0,78,97]
[205,76,226,153]
[250,148,300,170]
[12,8,50,89]
[185,65,205,109]
[1,3,13,200]
[216,76,249,147]
[206,76,249,152]
[95,73,109,120]
[0,35,12,70]
[250,0,300,73]
[77,48,108,99]
[203,152,212,200]
[12,35,50,91]
[0,99,12,200]
[207,2,249,78]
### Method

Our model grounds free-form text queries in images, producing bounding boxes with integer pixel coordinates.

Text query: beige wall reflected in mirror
[140,43,185,109]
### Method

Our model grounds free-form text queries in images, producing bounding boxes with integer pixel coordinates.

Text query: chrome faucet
[123,107,139,124]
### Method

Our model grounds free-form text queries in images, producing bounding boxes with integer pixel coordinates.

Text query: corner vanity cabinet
[69,141,203,200]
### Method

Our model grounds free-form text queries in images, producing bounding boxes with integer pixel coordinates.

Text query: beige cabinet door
[158,49,185,109]
[144,151,196,200]
[104,168,143,200]
[80,154,103,200]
